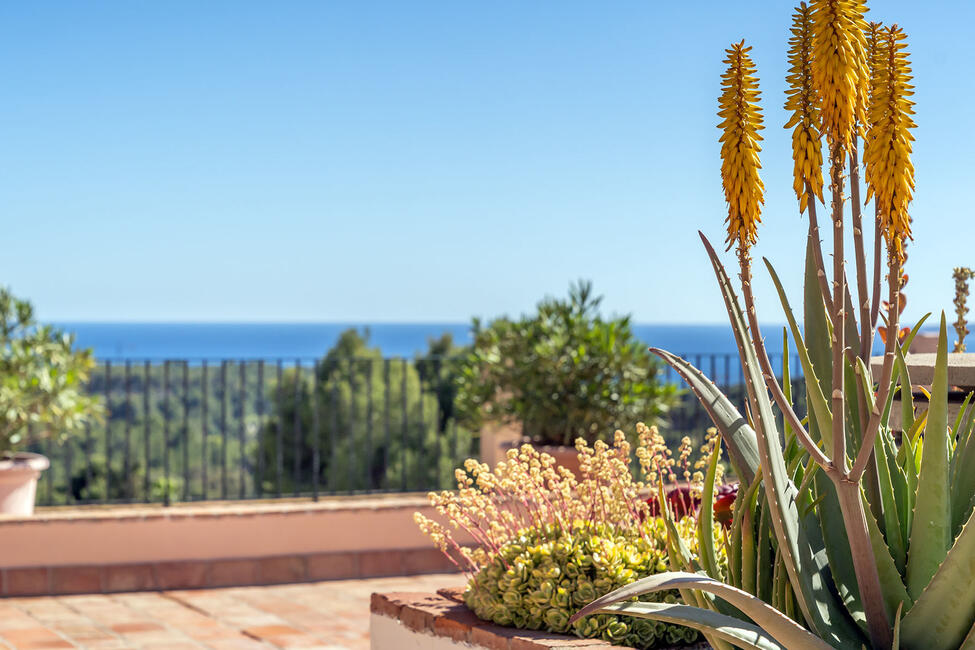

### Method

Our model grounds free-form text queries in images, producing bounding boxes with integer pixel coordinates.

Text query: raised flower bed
[370,589,710,650]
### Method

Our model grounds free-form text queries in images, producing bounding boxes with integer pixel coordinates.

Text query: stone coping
[371,590,712,650]
[870,352,975,389]
[1,492,432,525]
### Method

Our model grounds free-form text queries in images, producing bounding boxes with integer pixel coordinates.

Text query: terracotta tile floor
[0,573,466,650]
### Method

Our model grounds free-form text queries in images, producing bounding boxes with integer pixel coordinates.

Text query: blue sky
[1,1,972,324]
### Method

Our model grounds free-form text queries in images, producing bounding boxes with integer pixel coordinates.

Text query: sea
[52,322,896,361]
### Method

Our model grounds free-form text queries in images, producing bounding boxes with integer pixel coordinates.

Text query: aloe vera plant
[571,3,975,649]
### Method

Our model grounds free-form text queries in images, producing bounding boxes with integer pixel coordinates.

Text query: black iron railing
[30,352,802,506]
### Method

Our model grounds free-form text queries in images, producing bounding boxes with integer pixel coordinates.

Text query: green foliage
[465,522,701,649]
[256,329,475,493]
[0,288,102,454]
[454,281,679,446]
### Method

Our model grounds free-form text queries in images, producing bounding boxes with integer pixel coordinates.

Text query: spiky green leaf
[906,315,952,599]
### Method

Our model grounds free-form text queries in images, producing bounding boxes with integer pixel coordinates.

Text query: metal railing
[30,352,802,506]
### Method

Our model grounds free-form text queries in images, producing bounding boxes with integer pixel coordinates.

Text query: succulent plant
[572,4,975,650]
[465,521,710,648]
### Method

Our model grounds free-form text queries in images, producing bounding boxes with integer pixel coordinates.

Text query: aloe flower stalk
[856,25,916,488]
[785,3,824,215]
[862,21,886,363]
[721,38,818,470]
[864,25,916,266]
[810,0,869,152]
[785,2,833,313]
[718,40,764,254]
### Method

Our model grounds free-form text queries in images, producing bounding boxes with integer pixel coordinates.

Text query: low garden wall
[0,494,468,597]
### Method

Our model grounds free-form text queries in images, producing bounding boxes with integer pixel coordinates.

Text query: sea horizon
[50,321,908,361]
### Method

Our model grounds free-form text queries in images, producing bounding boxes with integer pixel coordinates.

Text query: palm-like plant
[571,3,975,649]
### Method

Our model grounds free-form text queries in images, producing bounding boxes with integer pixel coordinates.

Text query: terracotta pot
[532,444,582,479]
[0,452,50,516]
[479,422,582,478]
[496,439,582,479]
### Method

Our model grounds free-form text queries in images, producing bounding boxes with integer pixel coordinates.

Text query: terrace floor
[0,573,467,650]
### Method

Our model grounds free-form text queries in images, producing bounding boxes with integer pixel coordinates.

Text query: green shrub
[0,288,102,454]
[454,281,679,446]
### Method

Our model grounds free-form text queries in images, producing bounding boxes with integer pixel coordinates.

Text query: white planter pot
[0,452,50,516]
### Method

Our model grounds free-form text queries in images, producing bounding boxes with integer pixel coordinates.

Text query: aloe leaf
[960,620,975,650]
[650,347,760,484]
[901,313,933,353]
[703,236,861,649]
[782,330,794,444]
[699,437,722,579]
[572,571,833,650]
[861,488,913,619]
[656,477,699,573]
[876,430,908,575]
[845,361,865,461]
[901,507,975,650]
[906,315,952,599]
[856,357,907,573]
[756,490,774,604]
[802,235,834,448]
[950,398,975,536]
[812,473,864,629]
[591,601,786,650]
[733,468,763,594]
[766,258,833,453]
[895,345,916,433]
[893,603,903,650]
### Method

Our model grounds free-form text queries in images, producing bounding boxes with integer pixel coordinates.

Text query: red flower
[645,482,739,529]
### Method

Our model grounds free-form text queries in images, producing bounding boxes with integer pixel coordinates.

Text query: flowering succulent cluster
[465,521,703,648]
[415,426,729,647]
[416,427,698,574]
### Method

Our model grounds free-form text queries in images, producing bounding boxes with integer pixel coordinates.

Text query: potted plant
[0,289,102,515]
[453,281,679,476]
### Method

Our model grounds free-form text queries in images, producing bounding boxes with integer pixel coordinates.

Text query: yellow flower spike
[784,3,823,213]
[863,20,885,195]
[810,0,869,150]
[718,40,765,251]
[864,25,916,264]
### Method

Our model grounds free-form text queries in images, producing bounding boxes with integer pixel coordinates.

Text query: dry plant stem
[849,141,884,511]
[870,212,883,335]
[829,140,891,650]
[738,248,831,470]
[805,182,835,316]
[849,140,872,365]
[829,142,847,473]
[851,263,901,480]
[834,475,894,649]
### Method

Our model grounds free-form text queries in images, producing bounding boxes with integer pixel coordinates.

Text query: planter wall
[371,590,709,650]
[871,352,975,431]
